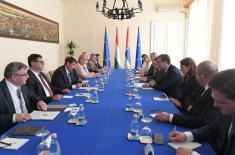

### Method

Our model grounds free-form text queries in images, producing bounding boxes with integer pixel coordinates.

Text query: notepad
[142,87,153,90]
[168,142,202,150]
[153,97,169,101]
[149,113,158,118]
[63,95,73,99]
[77,87,98,90]
[75,93,90,97]
[30,111,60,120]
[0,138,28,150]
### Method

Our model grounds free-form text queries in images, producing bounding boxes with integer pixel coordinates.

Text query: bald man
[155,60,222,128]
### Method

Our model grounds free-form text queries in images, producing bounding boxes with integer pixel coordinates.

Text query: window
[150,14,186,67]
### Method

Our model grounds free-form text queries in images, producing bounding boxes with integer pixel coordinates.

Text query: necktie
[16,88,25,113]
[39,73,53,96]
[67,72,72,85]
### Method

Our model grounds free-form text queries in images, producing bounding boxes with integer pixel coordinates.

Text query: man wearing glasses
[26,54,70,103]
[0,62,47,134]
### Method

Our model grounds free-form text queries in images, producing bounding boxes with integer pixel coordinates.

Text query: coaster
[125,107,134,112]
[68,119,77,124]
[139,136,153,144]
[76,120,87,126]
[133,109,142,113]
[127,133,140,141]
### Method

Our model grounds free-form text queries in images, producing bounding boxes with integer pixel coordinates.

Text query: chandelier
[96,0,143,20]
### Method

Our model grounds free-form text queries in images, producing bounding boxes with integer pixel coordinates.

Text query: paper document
[63,95,73,99]
[0,138,28,150]
[149,113,158,118]
[142,87,153,90]
[153,97,169,101]
[168,142,202,150]
[77,87,98,90]
[30,111,60,120]
[134,83,145,88]
[75,93,90,97]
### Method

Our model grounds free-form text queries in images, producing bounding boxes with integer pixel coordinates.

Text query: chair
[48,70,55,80]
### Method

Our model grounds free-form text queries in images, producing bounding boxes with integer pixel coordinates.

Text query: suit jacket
[172,88,222,128]
[180,75,204,102]
[152,64,183,100]
[145,64,155,77]
[192,116,235,155]
[51,65,80,89]
[0,79,41,134]
[26,70,63,103]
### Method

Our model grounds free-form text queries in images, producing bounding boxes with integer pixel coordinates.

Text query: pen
[150,108,160,112]
[173,125,176,137]
[0,141,12,146]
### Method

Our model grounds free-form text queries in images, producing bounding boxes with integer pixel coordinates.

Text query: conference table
[0,69,216,155]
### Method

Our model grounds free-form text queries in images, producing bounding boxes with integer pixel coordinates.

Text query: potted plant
[66,40,78,56]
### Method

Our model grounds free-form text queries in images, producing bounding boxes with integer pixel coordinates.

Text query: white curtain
[219,0,235,70]
[186,0,211,64]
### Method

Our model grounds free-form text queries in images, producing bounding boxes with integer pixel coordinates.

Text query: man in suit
[170,69,235,155]
[51,57,86,90]
[139,52,158,81]
[155,60,221,128]
[143,54,183,100]
[0,62,47,134]
[26,54,70,103]
[95,54,102,69]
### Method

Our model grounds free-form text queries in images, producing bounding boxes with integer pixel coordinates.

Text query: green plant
[66,40,78,56]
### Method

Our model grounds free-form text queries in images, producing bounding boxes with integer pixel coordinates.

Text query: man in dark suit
[26,54,70,103]
[155,60,221,128]
[169,69,235,155]
[143,54,183,100]
[51,57,86,90]
[0,62,47,134]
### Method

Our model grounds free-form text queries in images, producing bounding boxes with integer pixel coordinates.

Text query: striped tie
[16,88,24,113]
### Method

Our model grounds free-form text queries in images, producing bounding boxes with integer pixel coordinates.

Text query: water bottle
[92,89,99,103]
[77,104,86,123]
[49,133,61,155]
[98,77,104,91]
[144,143,155,155]
[130,114,139,140]
[126,95,133,110]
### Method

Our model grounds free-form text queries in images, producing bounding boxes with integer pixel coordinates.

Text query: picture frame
[0,0,59,43]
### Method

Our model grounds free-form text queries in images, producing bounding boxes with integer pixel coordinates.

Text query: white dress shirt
[5,80,28,122]
[30,69,51,97]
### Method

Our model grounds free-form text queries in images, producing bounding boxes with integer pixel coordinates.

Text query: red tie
[39,73,53,96]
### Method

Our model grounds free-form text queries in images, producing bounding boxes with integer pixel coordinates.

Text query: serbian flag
[125,27,131,69]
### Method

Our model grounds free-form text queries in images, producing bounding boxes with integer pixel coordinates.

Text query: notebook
[47,104,67,111]
[11,125,45,136]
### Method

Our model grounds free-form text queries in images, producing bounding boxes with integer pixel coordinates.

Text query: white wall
[0,0,64,78]
[63,0,183,68]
